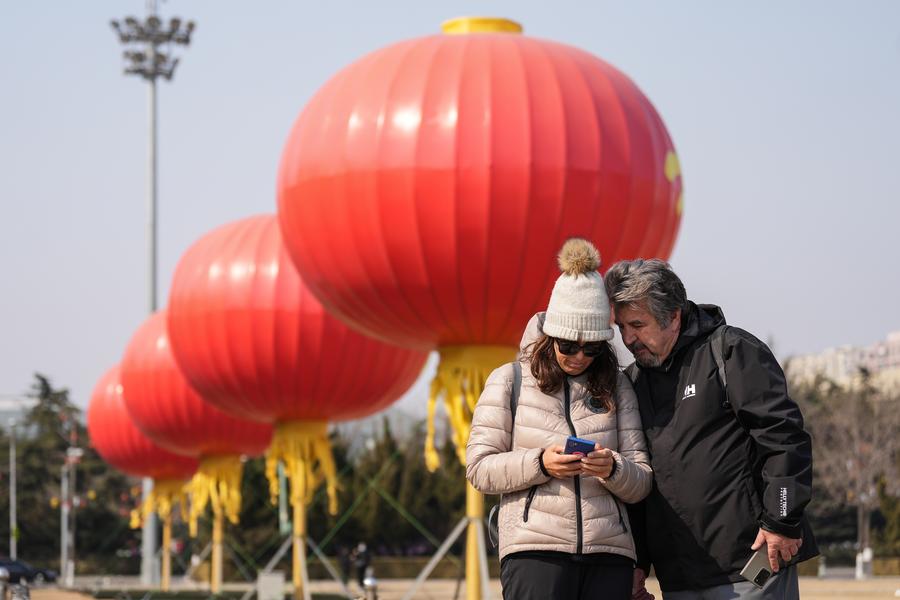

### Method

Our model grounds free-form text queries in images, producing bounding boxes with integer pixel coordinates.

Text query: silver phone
[739,544,773,589]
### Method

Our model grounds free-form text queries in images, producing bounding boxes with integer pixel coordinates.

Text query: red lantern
[88,364,196,591]
[120,310,273,541]
[277,19,683,353]
[88,365,197,483]
[167,214,428,425]
[167,214,428,594]
[120,311,272,459]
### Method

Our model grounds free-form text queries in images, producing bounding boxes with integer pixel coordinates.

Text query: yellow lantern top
[441,16,523,34]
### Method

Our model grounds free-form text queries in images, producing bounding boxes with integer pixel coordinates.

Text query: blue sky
[1,1,899,412]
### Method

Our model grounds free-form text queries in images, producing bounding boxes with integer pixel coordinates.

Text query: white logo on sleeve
[682,384,696,399]
[780,487,788,517]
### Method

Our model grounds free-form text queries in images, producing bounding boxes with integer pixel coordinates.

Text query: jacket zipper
[522,485,538,522]
[563,378,583,555]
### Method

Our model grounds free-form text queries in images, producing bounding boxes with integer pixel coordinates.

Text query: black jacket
[625,302,818,592]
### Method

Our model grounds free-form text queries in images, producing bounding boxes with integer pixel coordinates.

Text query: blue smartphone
[564,436,596,456]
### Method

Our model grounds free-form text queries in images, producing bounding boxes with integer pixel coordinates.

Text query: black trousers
[500,553,633,600]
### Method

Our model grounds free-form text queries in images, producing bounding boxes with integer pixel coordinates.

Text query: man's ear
[669,308,682,331]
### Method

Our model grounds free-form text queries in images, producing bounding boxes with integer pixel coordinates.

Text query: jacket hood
[657,302,726,372]
[685,302,726,338]
[519,312,547,354]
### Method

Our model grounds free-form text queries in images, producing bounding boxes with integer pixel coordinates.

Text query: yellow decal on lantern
[665,150,684,217]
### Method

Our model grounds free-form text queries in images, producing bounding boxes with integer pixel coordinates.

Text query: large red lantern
[87,365,197,591]
[166,214,428,594]
[277,17,683,469]
[277,17,683,598]
[167,215,426,425]
[120,310,273,591]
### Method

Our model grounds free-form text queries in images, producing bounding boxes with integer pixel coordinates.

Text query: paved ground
[29,576,900,599]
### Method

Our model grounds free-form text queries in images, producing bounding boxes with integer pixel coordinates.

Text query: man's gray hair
[603,259,687,328]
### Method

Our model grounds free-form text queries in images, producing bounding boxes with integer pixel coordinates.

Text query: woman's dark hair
[524,335,619,412]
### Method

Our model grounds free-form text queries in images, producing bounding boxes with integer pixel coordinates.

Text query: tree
[793,371,900,555]
[0,374,136,570]
[875,475,900,556]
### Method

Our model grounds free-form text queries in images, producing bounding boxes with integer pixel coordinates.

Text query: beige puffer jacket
[466,313,652,561]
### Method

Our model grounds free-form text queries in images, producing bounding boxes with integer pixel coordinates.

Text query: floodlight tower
[110,0,195,586]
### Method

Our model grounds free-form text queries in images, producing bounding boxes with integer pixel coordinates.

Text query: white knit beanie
[542,238,614,342]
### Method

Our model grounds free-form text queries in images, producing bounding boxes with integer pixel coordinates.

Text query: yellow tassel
[425,345,517,471]
[264,421,339,518]
[187,455,244,537]
[130,478,190,529]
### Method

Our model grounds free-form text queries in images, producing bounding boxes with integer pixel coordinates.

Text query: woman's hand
[541,446,583,479]
[581,444,615,478]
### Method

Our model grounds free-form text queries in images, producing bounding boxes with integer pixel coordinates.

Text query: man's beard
[628,342,662,368]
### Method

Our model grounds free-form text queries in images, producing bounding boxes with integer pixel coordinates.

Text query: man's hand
[631,568,654,600]
[541,446,582,479]
[581,444,615,478]
[751,528,803,573]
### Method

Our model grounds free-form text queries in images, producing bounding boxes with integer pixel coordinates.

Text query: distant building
[786,331,900,392]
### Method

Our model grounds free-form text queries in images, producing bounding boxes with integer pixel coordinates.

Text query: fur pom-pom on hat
[557,238,601,276]
[543,237,613,342]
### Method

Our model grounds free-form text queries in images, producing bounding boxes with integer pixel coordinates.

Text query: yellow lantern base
[188,454,244,537]
[130,478,189,593]
[129,478,189,529]
[264,420,338,516]
[265,420,339,598]
[425,345,517,471]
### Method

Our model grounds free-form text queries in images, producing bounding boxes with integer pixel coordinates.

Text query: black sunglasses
[554,338,605,357]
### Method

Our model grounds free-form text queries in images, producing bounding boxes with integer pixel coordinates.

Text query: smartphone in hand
[739,545,773,589]
[563,436,596,456]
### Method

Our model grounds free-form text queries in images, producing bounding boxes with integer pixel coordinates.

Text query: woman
[466,238,652,600]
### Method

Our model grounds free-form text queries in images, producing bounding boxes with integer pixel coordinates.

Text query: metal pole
[140,4,160,586]
[147,65,158,313]
[465,482,484,600]
[60,465,68,584]
[110,2,193,586]
[400,516,469,600]
[475,517,492,600]
[278,464,290,536]
[293,500,311,600]
[161,513,172,592]
[211,511,223,593]
[69,457,77,586]
[9,420,16,560]
[140,478,158,585]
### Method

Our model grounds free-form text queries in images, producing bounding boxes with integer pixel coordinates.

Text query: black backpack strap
[488,361,523,549]
[710,325,730,409]
[510,360,522,438]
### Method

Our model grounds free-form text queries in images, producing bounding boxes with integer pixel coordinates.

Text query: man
[603,259,818,600]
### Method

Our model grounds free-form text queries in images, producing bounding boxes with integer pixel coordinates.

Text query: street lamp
[2,394,37,562]
[110,2,194,316]
[110,0,195,586]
